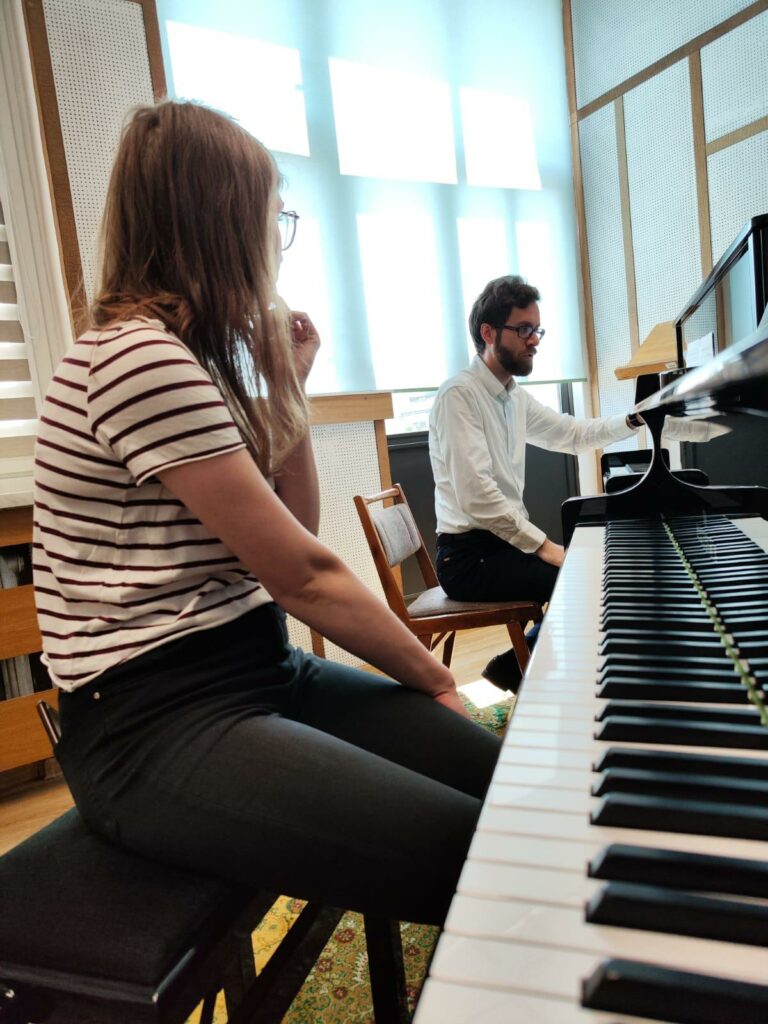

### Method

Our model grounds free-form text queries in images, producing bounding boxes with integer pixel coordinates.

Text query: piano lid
[634,316,768,421]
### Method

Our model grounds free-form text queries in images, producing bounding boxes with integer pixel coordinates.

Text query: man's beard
[493,337,535,377]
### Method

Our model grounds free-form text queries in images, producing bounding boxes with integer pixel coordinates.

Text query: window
[157,0,587,408]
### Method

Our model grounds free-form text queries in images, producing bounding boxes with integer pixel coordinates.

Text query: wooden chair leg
[416,634,432,650]
[441,631,455,668]
[364,915,410,1024]
[506,621,530,673]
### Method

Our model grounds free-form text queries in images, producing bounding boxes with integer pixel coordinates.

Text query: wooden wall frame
[22,0,167,334]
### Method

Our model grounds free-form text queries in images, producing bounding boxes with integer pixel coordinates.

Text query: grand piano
[413,314,768,1020]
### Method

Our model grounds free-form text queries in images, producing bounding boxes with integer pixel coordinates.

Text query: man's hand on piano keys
[535,538,565,567]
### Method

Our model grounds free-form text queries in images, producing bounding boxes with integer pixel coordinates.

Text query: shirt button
[93,691,101,701]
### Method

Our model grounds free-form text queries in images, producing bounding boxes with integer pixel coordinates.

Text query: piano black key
[595,716,768,750]
[595,702,760,725]
[599,662,740,684]
[582,957,768,1023]
[600,636,726,658]
[597,677,750,703]
[586,881,768,946]
[592,767,768,804]
[593,747,768,779]
[588,843,768,898]
[591,793,768,841]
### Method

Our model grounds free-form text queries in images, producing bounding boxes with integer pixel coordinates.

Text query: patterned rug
[188,693,511,1023]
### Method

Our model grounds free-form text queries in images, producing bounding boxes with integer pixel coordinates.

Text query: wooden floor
[0,624,511,855]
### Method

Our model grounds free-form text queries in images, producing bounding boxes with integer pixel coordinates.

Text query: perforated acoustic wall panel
[708,131,768,263]
[624,61,701,346]
[286,421,387,668]
[571,0,754,109]
[42,0,155,301]
[579,105,635,451]
[701,10,768,142]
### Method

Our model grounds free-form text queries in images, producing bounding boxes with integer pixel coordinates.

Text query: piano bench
[0,808,408,1024]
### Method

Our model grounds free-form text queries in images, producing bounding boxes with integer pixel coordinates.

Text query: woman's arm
[273,431,320,535]
[158,449,468,717]
[272,309,321,534]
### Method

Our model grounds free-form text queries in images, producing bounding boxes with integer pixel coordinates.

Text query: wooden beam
[577,0,768,121]
[22,0,86,335]
[309,392,393,426]
[138,0,167,100]
[615,96,639,355]
[706,114,768,156]
[689,52,713,278]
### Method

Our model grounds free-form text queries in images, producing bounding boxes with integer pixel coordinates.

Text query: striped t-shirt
[33,318,272,691]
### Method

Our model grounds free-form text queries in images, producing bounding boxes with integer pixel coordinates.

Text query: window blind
[0,201,37,463]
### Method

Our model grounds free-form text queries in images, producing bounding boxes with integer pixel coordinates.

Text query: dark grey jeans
[55,604,500,925]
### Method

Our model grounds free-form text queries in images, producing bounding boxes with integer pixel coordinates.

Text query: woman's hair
[92,100,307,474]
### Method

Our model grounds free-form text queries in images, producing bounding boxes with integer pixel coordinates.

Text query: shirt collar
[470,354,517,399]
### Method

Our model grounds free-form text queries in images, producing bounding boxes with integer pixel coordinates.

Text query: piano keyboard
[415,513,768,1024]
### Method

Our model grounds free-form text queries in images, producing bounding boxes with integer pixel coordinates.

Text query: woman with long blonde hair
[33,100,500,924]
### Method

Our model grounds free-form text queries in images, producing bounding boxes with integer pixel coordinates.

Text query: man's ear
[479,323,495,349]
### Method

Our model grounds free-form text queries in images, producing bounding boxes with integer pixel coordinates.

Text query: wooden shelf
[0,504,51,774]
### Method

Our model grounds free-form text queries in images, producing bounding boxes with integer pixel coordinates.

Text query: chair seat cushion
[406,586,535,619]
[0,808,250,988]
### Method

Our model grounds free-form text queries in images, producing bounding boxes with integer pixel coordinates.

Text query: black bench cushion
[0,808,251,988]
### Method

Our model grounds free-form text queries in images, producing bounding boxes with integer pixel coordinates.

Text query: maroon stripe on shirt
[91,337,187,375]
[35,575,250,608]
[90,379,215,433]
[61,356,89,367]
[36,436,123,468]
[45,395,88,417]
[51,373,87,392]
[35,501,200,531]
[39,415,95,443]
[123,422,240,464]
[142,440,245,476]
[35,521,222,551]
[45,591,261,660]
[34,458,131,490]
[110,399,229,445]
[39,584,263,641]
[40,546,239,572]
[89,358,199,403]
[33,561,249,588]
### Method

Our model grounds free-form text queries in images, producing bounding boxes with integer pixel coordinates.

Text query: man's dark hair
[468,275,541,355]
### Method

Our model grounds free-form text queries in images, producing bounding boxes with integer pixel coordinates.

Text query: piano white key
[445,893,768,980]
[731,517,768,551]
[415,520,768,1023]
[475,802,768,860]
[428,930,768,1003]
[414,978,672,1024]
[491,762,594,790]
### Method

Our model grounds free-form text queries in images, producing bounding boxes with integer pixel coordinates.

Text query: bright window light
[277,216,338,394]
[515,220,564,382]
[166,21,309,156]
[329,59,457,184]
[357,213,446,390]
[460,88,541,190]
[457,217,510,361]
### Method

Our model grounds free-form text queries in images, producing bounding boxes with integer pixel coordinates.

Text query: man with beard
[428,275,644,691]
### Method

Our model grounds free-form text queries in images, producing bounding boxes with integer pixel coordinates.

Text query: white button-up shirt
[428,356,635,553]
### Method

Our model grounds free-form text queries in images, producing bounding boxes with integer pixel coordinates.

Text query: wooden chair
[354,484,542,672]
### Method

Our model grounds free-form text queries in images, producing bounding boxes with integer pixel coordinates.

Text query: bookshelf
[0,506,57,773]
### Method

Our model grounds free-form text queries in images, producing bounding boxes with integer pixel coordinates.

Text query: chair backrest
[353,484,439,623]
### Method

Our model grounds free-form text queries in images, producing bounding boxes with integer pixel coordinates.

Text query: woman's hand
[290,311,320,386]
[433,685,473,720]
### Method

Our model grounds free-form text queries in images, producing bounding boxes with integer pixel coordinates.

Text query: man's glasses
[499,324,546,340]
[277,210,299,251]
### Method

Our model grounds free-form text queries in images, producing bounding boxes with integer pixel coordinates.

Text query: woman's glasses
[277,210,299,251]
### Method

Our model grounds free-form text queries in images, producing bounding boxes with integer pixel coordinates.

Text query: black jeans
[436,530,559,606]
[55,604,500,925]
